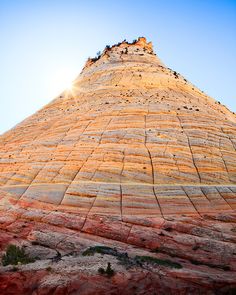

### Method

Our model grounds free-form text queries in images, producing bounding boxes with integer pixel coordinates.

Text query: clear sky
[0,0,236,134]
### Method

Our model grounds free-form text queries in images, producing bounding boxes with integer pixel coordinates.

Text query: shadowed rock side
[0,37,236,294]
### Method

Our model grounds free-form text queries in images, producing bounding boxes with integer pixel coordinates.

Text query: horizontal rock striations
[0,37,236,294]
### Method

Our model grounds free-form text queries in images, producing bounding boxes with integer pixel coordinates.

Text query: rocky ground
[0,206,236,294]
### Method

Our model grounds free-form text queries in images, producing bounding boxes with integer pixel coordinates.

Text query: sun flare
[48,67,77,98]
[65,80,74,91]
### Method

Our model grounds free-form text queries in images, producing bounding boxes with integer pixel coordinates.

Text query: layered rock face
[0,37,236,294]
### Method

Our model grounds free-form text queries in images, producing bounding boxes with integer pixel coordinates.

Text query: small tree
[98,262,115,277]
[2,244,34,266]
[106,262,114,277]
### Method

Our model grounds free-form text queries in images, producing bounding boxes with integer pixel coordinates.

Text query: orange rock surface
[0,37,236,294]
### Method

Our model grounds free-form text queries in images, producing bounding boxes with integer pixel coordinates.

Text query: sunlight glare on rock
[48,67,77,98]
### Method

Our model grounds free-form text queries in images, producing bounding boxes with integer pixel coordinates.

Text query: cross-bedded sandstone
[0,37,236,294]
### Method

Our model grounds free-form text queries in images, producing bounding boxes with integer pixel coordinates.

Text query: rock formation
[0,37,236,294]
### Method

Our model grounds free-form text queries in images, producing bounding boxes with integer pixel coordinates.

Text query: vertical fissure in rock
[176,115,202,183]
[144,114,164,218]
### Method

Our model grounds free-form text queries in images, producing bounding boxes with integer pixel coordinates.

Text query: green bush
[135,255,182,269]
[98,262,115,277]
[82,246,116,256]
[2,244,34,266]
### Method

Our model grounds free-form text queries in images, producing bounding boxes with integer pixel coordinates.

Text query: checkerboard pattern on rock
[0,37,235,219]
[0,37,236,294]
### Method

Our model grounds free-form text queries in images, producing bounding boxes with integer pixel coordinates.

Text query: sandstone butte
[0,37,236,295]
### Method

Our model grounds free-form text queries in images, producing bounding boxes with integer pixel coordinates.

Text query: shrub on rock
[2,244,34,266]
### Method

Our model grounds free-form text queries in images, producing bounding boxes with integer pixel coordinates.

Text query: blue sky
[0,0,236,134]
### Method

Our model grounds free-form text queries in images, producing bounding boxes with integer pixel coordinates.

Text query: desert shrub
[82,246,117,256]
[46,266,52,272]
[98,262,115,277]
[173,71,178,78]
[98,267,105,274]
[83,246,140,269]
[2,244,34,266]
[135,255,182,269]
